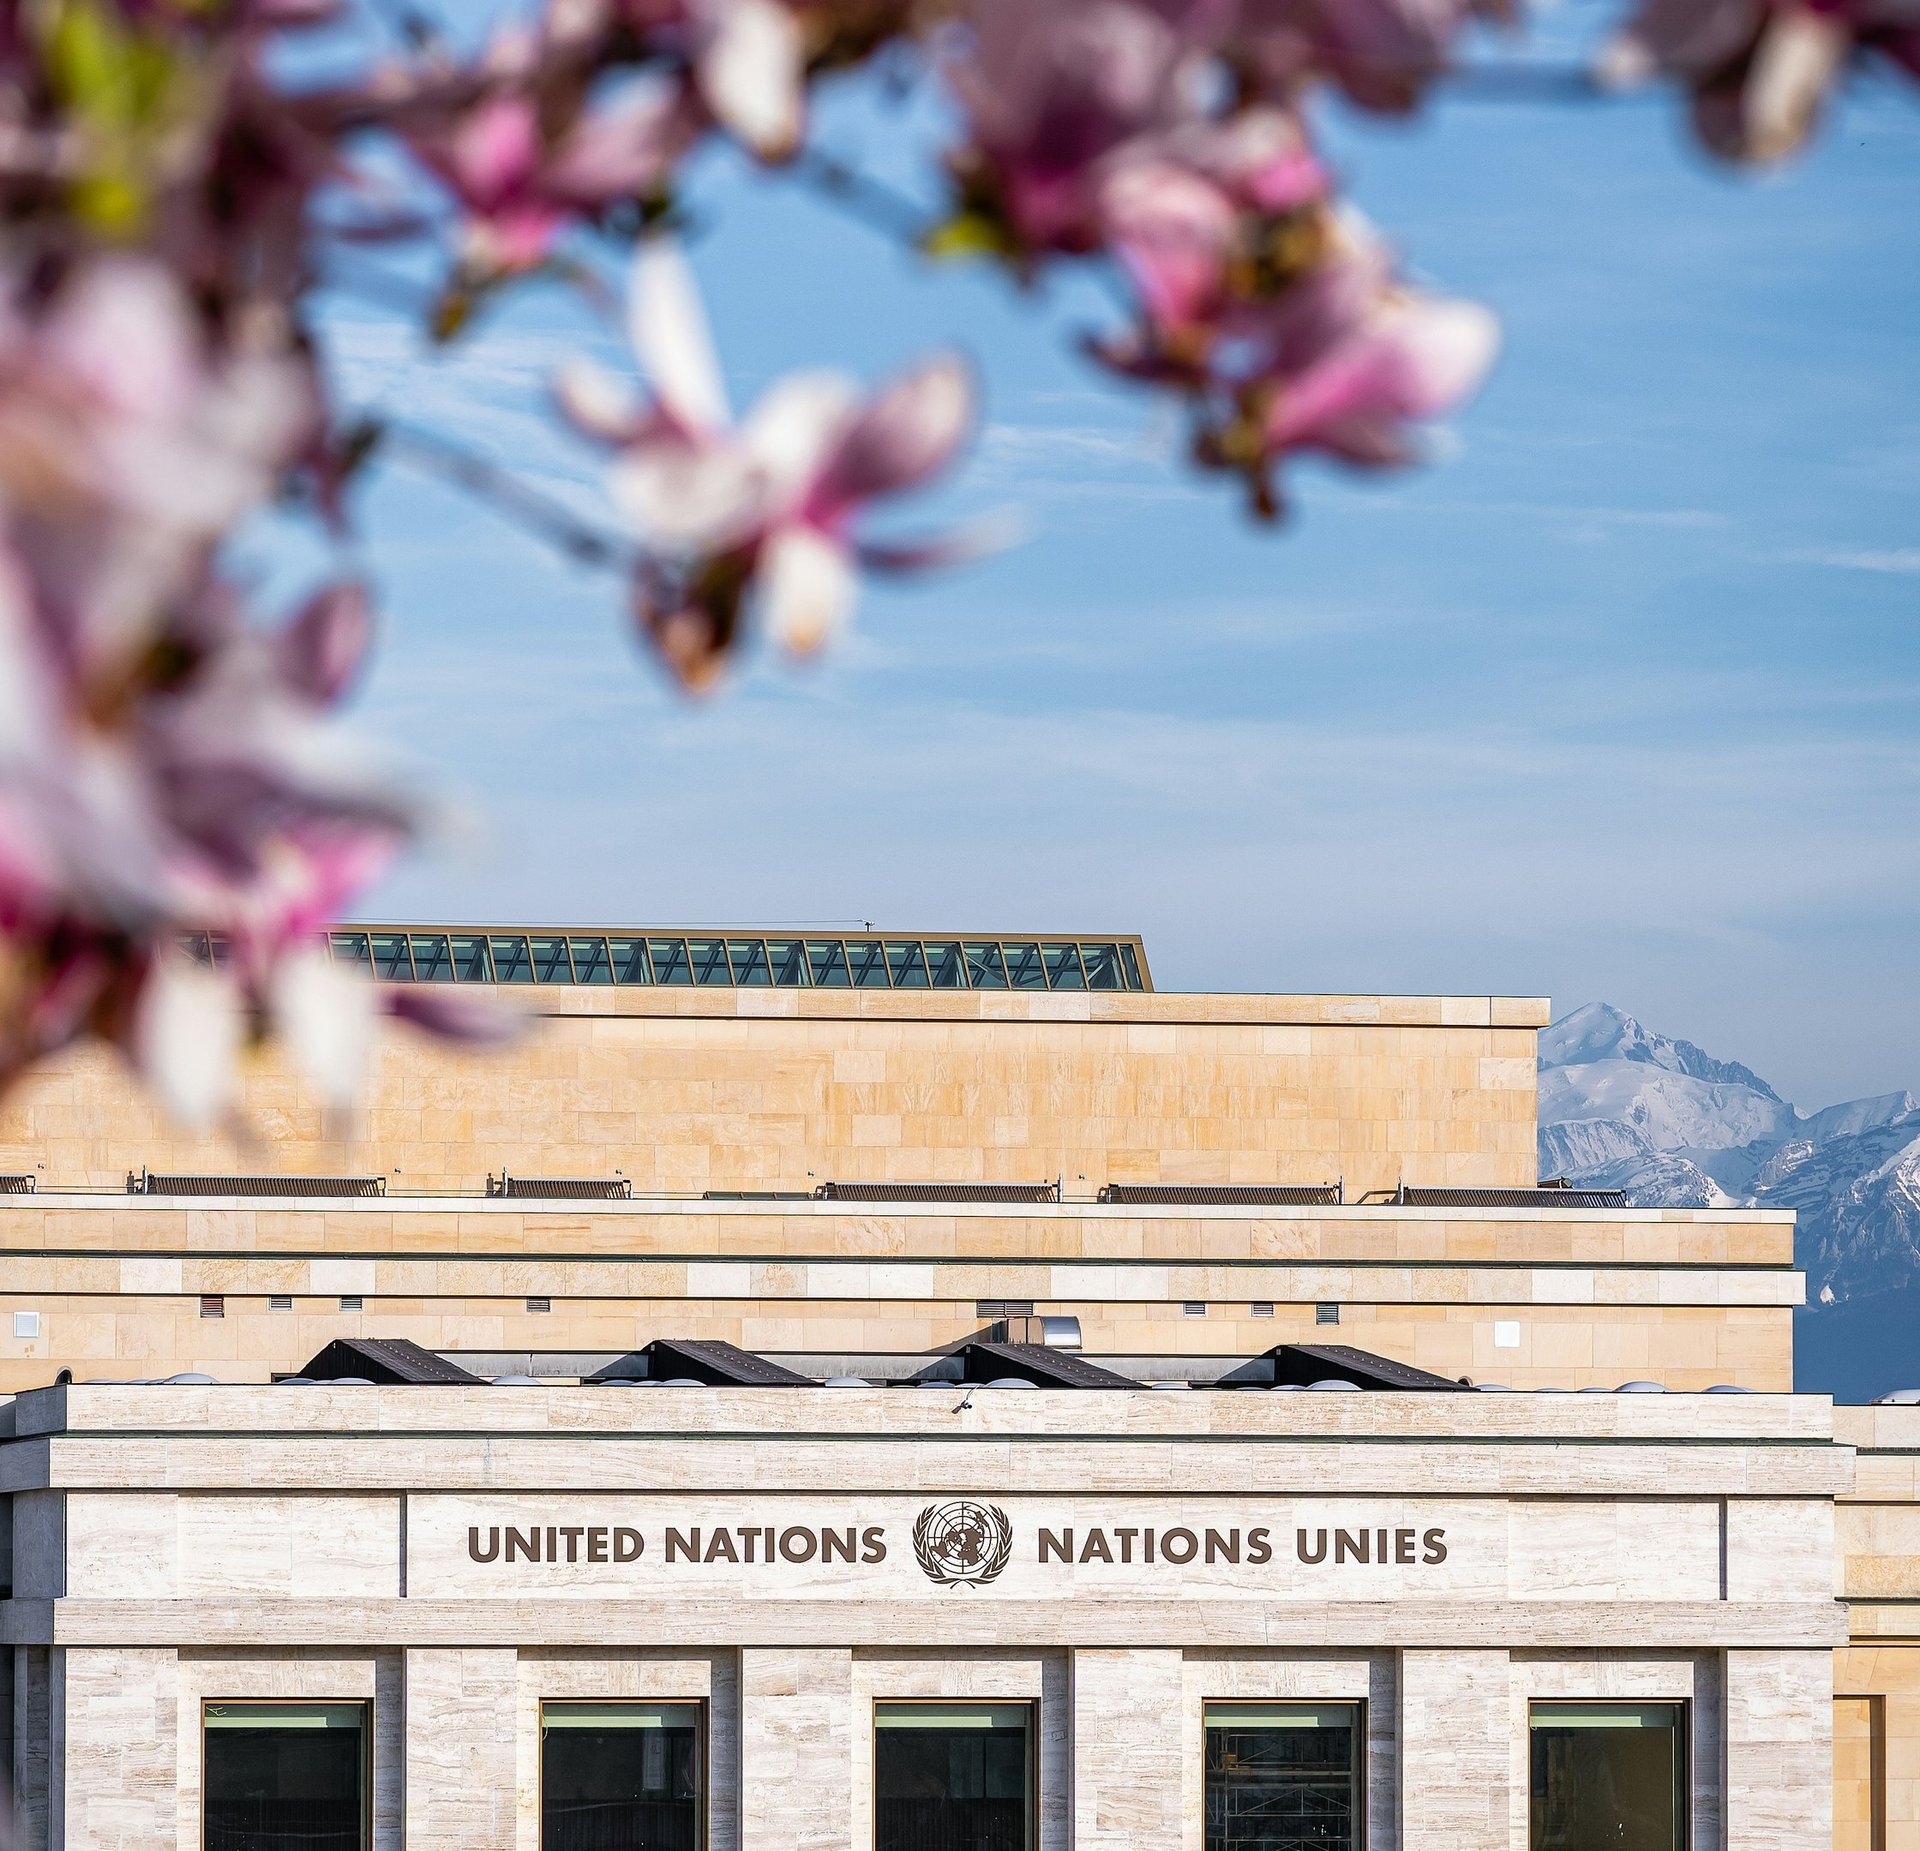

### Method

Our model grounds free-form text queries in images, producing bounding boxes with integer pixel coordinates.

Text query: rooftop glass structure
[184,930,1151,992]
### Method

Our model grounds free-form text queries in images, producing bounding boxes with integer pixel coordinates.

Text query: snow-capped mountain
[1538,1002,1920,1301]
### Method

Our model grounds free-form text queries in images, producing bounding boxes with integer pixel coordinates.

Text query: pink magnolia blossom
[1597,0,1920,161]
[557,241,976,686]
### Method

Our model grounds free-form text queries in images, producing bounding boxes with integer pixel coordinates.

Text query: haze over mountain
[1537,1003,1920,1400]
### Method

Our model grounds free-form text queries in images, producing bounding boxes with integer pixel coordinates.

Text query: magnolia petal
[274,943,376,1109]
[611,441,766,550]
[856,509,1025,575]
[136,957,241,1131]
[629,240,731,435]
[1390,296,1502,414]
[811,354,976,517]
[741,371,861,511]
[553,357,644,444]
[759,524,857,655]
[697,0,806,161]
[387,984,524,1045]
[279,581,372,705]
[1737,6,1850,159]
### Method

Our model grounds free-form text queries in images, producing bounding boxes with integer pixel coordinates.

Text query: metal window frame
[873,1698,1036,1851]
[537,1697,708,1851]
[201,1697,372,1851]
[1202,1697,1366,1851]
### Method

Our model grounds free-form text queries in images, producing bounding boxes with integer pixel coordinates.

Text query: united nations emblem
[912,1500,1013,1587]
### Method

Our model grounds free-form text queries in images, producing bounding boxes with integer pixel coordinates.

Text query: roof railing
[127,1169,387,1198]
[487,1174,633,1200]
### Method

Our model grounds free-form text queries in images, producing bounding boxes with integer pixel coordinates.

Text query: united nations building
[0,925,1913,1851]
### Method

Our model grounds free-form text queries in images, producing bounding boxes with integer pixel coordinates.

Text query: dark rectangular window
[490,936,534,983]
[530,936,573,983]
[328,933,373,975]
[1530,1703,1686,1851]
[408,935,453,981]
[688,939,730,986]
[542,1701,701,1851]
[1081,944,1123,990]
[848,940,891,988]
[876,1702,1031,1851]
[807,940,851,988]
[1042,943,1086,990]
[1002,943,1045,990]
[569,937,613,984]
[963,943,1008,989]
[368,933,412,981]
[611,937,651,983]
[204,1700,367,1851]
[728,939,773,986]
[1205,1702,1361,1851]
[648,939,693,986]
[768,939,809,986]
[887,941,930,989]
[450,934,492,982]
[925,942,965,989]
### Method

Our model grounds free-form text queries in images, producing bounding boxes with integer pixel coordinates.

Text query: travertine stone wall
[1399,1649,1510,1851]
[56,1646,177,1851]
[1070,1650,1184,1851]
[740,1649,853,1851]
[402,1647,517,1851]
[0,992,1549,1197]
[1726,1649,1833,1847]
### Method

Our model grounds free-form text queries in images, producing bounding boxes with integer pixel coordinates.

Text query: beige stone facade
[0,959,1911,1846]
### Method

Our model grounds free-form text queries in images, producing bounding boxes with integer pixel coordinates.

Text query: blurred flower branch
[0,0,1908,1120]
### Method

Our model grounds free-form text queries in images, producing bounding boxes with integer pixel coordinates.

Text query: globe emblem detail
[912,1500,1013,1587]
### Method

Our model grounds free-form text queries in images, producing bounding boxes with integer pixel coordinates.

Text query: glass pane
[689,938,730,985]
[1002,943,1045,989]
[648,938,692,986]
[964,943,1008,989]
[1530,1704,1683,1851]
[1042,943,1086,990]
[848,940,891,988]
[768,939,809,986]
[808,940,851,988]
[409,935,454,982]
[204,1702,366,1851]
[530,936,573,983]
[728,939,773,986]
[1205,1701,1358,1851]
[542,1702,701,1851]
[611,937,651,983]
[1119,944,1144,990]
[329,933,372,974]
[369,933,412,981]
[490,935,534,983]
[887,941,930,989]
[925,941,965,989]
[1081,943,1122,990]
[570,937,613,984]
[877,1704,1029,1851]
[450,934,492,982]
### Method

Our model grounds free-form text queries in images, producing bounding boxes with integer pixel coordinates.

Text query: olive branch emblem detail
[912,1500,1013,1587]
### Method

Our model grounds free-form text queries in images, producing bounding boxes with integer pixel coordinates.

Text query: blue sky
[286,21,1920,1112]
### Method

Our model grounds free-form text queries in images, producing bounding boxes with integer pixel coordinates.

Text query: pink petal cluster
[558,242,975,688]
[1598,0,1920,160]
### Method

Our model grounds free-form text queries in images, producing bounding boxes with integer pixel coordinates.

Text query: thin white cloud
[1788,547,1920,576]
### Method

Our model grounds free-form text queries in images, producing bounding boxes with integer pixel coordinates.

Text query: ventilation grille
[1098,1183,1341,1206]
[0,1175,35,1194]
[815,1181,1060,1203]
[128,1171,386,1198]
[487,1174,633,1200]
[1395,1185,1628,1209]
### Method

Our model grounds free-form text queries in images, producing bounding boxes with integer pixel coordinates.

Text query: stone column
[1397,1649,1511,1851]
[53,1646,178,1851]
[1724,1649,1831,1849]
[1070,1648,1184,1851]
[403,1647,518,1851]
[739,1648,853,1851]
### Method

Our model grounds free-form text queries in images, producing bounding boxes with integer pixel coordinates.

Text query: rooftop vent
[913,1340,1137,1390]
[1098,1183,1342,1206]
[989,1315,1083,1350]
[128,1170,386,1198]
[814,1181,1060,1204]
[296,1338,482,1385]
[588,1337,815,1387]
[487,1174,633,1200]
[1251,1342,1467,1392]
[1394,1185,1629,1209]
